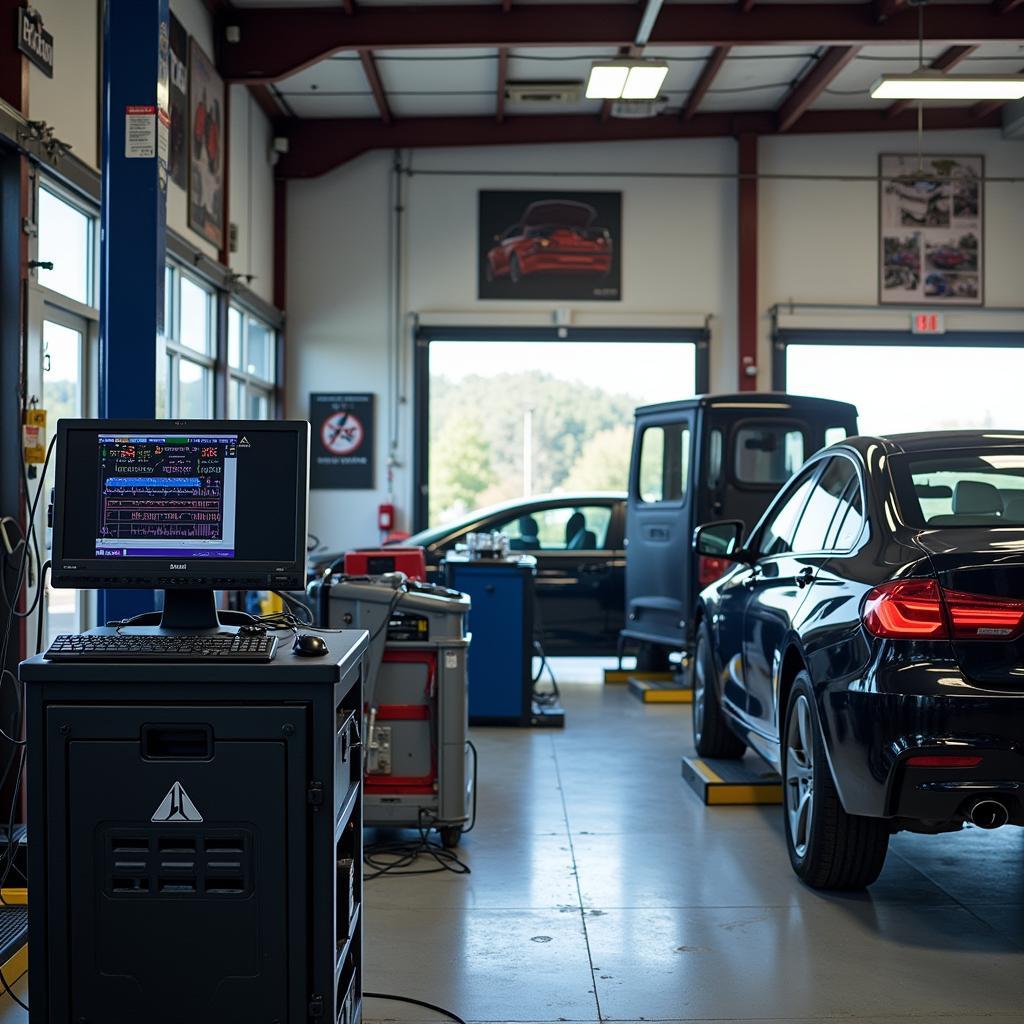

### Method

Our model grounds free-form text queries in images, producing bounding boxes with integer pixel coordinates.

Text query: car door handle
[742,568,761,589]
[795,567,815,589]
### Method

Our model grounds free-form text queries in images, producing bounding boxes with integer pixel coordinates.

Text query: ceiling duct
[505,81,583,106]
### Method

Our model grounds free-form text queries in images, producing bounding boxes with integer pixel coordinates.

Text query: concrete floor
[4,670,1024,1022]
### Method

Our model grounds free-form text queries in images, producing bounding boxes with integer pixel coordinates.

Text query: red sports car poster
[479,190,622,301]
[188,39,224,249]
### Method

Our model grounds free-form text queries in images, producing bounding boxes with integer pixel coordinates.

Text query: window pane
[179,276,212,353]
[37,188,91,304]
[638,424,690,504]
[735,425,805,485]
[792,458,856,553]
[178,359,210,417]
[830,479,865,550]
[229,377,243,418]
[228,307,243,369]
[247,389,270,421]
[164,266,174,338]
[247,319,273,380]
[499,505,611,550]
[757,471,817,557]
[825,426,848,447]
[707,429,724,491]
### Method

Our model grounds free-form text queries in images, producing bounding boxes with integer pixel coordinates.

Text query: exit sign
[912,312,945,335]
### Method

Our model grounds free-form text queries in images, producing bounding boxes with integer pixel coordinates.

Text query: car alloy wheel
[785,693,815,860]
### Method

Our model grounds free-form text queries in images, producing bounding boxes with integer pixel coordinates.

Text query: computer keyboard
[44,632,278,663]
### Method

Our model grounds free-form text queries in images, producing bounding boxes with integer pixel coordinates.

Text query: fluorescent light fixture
[586,61,668,101]
[870,72,1024,101]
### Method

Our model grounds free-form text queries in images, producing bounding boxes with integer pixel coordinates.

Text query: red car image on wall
[485,201,613,284]
[478,190,622,301]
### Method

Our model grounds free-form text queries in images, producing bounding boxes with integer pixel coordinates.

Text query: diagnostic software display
[51,420,310,590]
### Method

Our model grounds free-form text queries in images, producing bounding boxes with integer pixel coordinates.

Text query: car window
[638,423,690,504]
[755,467,819,557]
[894,449,1024,526]
[791,457,858,553]
[496,505,613,551]
[826,475,865,550]
[734,424,805,485]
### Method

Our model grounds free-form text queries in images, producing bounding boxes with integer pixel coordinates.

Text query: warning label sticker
[125,104,157,159]
[152,781,204,823]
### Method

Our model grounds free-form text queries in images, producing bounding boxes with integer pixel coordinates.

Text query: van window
[638,424,690,504]
[825,426,849,447]
[735,425,804,485]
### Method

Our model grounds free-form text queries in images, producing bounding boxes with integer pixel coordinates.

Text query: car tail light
[906,754,983,768]
[943,588,1024,640]
[863,579,1024,641]
[862,579,946,638]
[698,555,731,588]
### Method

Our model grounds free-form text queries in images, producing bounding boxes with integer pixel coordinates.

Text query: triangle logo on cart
[152,781,204,823]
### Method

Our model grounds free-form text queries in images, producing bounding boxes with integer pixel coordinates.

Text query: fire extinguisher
[378,502,394,537]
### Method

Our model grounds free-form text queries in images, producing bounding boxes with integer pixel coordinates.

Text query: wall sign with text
[17,8,53,78]
[310,393,375,490]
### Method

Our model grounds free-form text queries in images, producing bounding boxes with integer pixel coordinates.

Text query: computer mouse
[293,633,329,657]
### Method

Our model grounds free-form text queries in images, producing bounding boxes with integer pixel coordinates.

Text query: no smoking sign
[321,411,364,456]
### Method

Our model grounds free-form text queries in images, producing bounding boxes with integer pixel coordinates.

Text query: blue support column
[98,0,170,624]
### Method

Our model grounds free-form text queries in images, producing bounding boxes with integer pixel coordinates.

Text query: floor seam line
[550,732,605,1024]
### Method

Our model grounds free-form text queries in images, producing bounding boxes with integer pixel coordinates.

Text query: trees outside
[428,371,645,523]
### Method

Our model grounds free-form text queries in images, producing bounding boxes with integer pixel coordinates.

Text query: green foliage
[428,371,643,522]
[564,424,634,492]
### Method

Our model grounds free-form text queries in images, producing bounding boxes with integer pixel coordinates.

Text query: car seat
[510,514,540,550]
[565,512,597,550]
[928,480,1004,526]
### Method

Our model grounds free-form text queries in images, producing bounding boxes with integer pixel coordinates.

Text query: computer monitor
[51,419,310,630]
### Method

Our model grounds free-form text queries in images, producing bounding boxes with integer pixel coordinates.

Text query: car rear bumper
[822,676,1024,824]
[518,252,611,275]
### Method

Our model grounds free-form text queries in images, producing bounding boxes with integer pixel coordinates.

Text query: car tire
[782,673,889,890]
[509,254,522,284]
[692,624,746,759]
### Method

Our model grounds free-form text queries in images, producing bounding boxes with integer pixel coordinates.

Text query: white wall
[287,127,1024,553]
[23,0,276,299]
[286,139,739,548]
[28,0,100,169]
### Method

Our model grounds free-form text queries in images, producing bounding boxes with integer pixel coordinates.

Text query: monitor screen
[52,420,310,590]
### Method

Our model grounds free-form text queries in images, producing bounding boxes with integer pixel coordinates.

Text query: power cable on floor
[364,992,466,1024]
[364,815,471,881]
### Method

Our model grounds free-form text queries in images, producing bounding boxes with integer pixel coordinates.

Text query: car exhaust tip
[968,799,1010,830]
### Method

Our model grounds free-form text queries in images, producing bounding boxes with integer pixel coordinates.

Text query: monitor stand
[159,589,221,632]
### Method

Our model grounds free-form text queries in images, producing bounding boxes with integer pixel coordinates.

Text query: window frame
[164,262,217,418]
[227,301,277,420]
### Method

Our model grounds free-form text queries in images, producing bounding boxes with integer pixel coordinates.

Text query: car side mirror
[692,520,751,564]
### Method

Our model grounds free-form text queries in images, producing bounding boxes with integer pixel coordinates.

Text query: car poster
[879,154,983,306]
[310,392,375,490]
[188,39,224,249]
[168,14,188,190]
[478,190,622,301]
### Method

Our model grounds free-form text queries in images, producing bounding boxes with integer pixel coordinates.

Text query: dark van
[622,393,858,667]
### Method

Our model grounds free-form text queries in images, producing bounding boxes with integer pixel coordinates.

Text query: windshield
[893,448,1024,527]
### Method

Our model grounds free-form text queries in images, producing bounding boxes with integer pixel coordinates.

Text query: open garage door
[775,328,1024,437]
[414,326,708,531]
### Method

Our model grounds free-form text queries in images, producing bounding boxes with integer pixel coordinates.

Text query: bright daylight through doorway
[427,340,696,526]
[786,344,1024,435]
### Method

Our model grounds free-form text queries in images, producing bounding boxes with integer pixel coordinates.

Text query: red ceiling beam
[886,44,977,117]
[218,5,1024,83]
[777,46,860,131]
[496,47,508,123]
[358,48,392,123]
[873,0,906,22]
[276,105,1000,178]
[995,0,1023,11]
[683,45,731,120]
[248,84,285,125]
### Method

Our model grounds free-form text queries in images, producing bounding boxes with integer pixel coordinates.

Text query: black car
[692,430,1024,890]
[312,492,626,655]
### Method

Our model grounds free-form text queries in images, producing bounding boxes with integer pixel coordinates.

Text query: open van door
[623,410,695,658]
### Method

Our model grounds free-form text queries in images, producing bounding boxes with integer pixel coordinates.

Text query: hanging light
[585,61,669,101]
[870,71,1024,101]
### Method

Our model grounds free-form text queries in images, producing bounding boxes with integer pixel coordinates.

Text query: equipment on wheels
[316,571,473,847]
